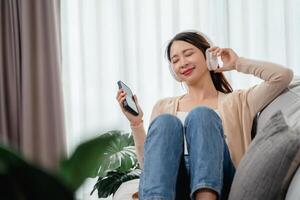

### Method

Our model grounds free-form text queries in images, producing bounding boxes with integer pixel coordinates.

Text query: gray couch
[256,76,300,199]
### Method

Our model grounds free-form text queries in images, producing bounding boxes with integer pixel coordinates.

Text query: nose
[179,57,188,68]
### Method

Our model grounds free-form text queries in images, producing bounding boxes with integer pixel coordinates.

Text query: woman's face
[170,40,208,83]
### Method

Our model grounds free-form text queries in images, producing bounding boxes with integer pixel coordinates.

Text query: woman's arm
[210,46,294,117]
[130,123,146,169]
[235,57,294,116]
[116,90,146,168]
[130,99,164,169]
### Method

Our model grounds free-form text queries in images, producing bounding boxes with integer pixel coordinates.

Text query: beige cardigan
[131,57,294,168]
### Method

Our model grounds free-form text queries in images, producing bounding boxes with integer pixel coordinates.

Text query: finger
[208,46,219,52]
[215,48,223,56]
[119,96,126,105]
[217,48,226,56]
[117,92,127,102]
[117,91,126,100]
[211,47,221,56]
[116,89,124,99]
[218,48,229,56]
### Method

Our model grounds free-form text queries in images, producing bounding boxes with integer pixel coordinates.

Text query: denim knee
[185,106,221,127]
[146,114,184,143]
[186,106,220,121]
[151,113,182,126]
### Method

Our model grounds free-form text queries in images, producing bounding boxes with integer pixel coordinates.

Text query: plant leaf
[0,145,73,200]
[59,130,137,191]
[94,132,137,176]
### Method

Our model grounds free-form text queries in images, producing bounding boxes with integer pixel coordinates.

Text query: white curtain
[61,0,300,199]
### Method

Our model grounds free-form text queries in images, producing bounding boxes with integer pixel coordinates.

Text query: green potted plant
[89,130,141,198]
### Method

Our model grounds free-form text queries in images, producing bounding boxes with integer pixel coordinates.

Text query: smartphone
[117,80,139,116]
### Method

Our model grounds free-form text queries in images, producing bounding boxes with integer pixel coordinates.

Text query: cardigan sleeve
[235,57,293,117]
[130,98,165,169]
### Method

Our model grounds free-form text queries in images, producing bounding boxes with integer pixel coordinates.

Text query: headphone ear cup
[205,49,219,71]
[168,64,181,81]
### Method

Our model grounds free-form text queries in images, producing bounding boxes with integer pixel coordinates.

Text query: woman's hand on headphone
[116,89,144,126]
[209,47,239,72]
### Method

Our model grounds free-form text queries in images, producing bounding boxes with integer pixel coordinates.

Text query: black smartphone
[117,80,139,116]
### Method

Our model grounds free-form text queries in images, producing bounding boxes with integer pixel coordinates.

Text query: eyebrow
[171,48,194,60]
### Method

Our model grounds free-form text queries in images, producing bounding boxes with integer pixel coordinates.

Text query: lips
[181,67,195,76]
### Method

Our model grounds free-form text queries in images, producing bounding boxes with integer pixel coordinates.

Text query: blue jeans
[139,106,235,200]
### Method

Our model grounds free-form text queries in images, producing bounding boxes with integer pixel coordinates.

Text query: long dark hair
[166,31,233,94]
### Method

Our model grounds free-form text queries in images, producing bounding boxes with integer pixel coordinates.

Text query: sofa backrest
[257,76,300,133]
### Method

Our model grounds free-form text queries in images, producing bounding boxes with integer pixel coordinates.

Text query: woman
[116,31,293,200]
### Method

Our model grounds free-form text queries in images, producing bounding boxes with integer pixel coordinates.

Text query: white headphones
[168,31,219,82]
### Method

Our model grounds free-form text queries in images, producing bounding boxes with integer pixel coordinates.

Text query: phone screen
[118,81,139,114]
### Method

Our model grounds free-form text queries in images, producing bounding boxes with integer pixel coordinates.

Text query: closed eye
[184,49,194,56]
[172,59,178,64]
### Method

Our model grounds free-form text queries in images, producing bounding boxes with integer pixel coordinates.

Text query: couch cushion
[228,111,300,200]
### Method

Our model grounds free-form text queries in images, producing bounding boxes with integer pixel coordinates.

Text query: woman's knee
[186,106,219,121]
[148,114,183,139]
[151,113,182,127]
[184,106,223,138]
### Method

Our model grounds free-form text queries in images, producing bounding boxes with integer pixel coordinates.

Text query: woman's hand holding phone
[116,89,144,126]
